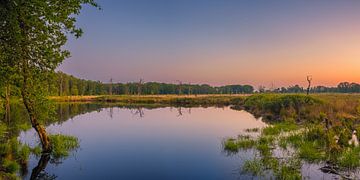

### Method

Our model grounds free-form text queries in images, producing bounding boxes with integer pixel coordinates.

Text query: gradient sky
[59,0,360,87]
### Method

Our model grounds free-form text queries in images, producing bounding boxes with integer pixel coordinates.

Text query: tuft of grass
[262,122,298,136]
[49,134,80,159]
[338,147,360,169]
[242,158,264,176]
[223,135,257,153]
[223,138,239,153]
[298,141,325,162]
[274,159,302,180]
[286,134,303,148]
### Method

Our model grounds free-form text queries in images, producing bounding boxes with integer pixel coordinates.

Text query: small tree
[0,0,99,152]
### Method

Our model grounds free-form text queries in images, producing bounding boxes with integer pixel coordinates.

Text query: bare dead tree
[188,82,191,96]
[306,75,312,95]
[109,78,113,95]
[176,80,182,95]
[137,78,143,95]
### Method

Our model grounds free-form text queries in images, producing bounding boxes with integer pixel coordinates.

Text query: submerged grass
[224,116,360,179]
[223,135,256,153]
[262,122,299,136]
[242,158,264,176]
[0,133,79,178]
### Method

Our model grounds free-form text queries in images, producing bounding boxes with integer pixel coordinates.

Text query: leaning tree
[0,0,98,152]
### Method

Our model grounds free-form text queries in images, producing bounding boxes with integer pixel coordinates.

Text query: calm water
[19,106,267,180]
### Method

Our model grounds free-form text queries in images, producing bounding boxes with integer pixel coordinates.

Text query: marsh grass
[338,147,360,169]
[223,135,256,153]
[49,134,80,159]
[242,158,264,176]
[262,122,298,136]
[224,118,360,179]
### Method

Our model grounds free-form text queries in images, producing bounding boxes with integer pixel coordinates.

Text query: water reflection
[30,154,54,180]
[3,103,268,179]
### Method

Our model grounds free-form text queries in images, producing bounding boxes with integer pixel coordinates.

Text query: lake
[18,104,267,179]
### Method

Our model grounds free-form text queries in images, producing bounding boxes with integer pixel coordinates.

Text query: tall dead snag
[188,82,191,96]
[177,80,182,95]
[137,78,143,95]
[307,75,312,95]
[109,78,113,95]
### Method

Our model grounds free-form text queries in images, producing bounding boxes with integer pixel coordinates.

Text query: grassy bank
[50,94,248,106]
[50,94,360,122]
[5,93,360,178]
[222,93,360,179]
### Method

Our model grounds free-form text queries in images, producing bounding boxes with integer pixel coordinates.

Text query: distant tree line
[3,73,360,98]
[40,73,360,96]
[270,82,360,93]
[50,72,254,95]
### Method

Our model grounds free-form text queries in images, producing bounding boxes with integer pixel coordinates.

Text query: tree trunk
[21,76,52,153]
[5,85,11,124]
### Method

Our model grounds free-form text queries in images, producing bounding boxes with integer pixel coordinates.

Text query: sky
[59,0,360,87]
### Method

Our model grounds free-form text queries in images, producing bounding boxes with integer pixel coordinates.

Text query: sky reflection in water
[20,106,267,180]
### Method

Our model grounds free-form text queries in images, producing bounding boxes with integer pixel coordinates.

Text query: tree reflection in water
[1,103,204,179]
[30,154,56,180]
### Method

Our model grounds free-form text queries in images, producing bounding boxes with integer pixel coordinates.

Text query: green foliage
[0,138,31,176]
[338,147,360,169]
[274,159,302,180]
[298,141,325,162]
[243,94,322,122]
[49,134,80,159]
[262,122,298,136]
[242,158,264,176]
[31,146,42,157]
[49,72,255,96]
[223,138,239,153]
[223,135,256,153]
[0,123,7,138]
[2,159,19,174]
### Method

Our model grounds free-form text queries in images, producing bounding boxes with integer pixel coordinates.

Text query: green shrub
[2,159,20,174]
